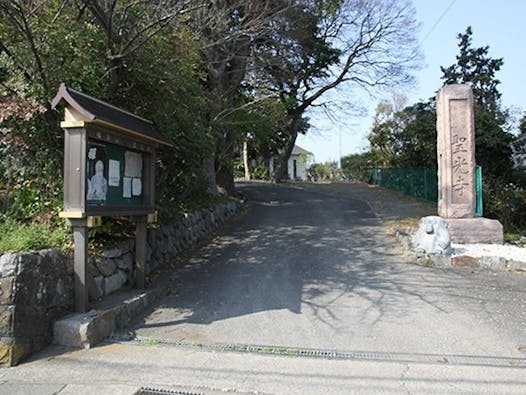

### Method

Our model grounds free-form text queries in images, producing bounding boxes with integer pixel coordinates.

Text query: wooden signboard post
[52,84,172,312]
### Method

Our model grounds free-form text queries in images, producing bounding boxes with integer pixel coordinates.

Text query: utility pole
[339,123,359,171]
[339,129,342,169]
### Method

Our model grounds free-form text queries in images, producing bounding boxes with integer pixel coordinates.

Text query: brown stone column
[436,84,503,244]
[437,84,476,218]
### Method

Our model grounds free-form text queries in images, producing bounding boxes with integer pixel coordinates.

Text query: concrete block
[53,308,118,349]
[90,309,117,345]
[478,256,507,271]
[446,218,503,244]
[121,290,160,328]
[53,311,98,348]
[53,290,159,349]
[507,259,526,271]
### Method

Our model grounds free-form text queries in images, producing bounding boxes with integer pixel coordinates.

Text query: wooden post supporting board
[135,216,147,289]
[70,218,88,313]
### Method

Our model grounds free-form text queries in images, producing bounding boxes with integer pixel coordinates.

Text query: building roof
[291,144,313,156]
[51,83,172,146]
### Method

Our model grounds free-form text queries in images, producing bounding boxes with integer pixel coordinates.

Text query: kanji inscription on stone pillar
[436,84,476,218]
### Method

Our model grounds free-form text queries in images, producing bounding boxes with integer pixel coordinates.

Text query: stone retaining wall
[0,249,73,366]
[0,200,238,365]
[87,201,238,301]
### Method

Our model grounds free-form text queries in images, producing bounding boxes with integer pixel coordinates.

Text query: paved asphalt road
[131,182,525,356]
[2,181,525,394]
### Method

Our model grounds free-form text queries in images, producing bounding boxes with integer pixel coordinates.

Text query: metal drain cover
[134,388,202,395]
[123,336,526,368]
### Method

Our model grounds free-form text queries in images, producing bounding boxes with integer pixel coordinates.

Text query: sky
[297,0,526,164]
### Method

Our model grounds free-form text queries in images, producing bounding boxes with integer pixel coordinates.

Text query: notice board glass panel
[86,139,144,207]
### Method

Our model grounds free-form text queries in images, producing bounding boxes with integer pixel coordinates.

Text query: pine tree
[440,26,513,179]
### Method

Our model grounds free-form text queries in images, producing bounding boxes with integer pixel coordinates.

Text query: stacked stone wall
[0,200,238,365]
[0,250,73,365]
[87,201,238,301]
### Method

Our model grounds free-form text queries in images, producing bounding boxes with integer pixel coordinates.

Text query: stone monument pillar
[436,84,503,244]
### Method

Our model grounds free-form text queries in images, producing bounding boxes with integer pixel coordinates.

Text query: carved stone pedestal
[446,218,503,244]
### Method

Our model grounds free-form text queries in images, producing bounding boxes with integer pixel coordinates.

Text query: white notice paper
[123,177,132,198]
[108,160,120,187]
[124,151,142,178]
[132,178,142,196]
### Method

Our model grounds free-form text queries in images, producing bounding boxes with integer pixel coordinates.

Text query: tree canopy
[440,26,513,180]
[255,0,421,181]
[366,26,514,176]
[0,0,421,228]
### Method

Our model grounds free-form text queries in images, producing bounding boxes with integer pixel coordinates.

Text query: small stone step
[53,289,159,349]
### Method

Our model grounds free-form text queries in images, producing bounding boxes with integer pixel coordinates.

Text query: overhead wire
[420,0,458,45]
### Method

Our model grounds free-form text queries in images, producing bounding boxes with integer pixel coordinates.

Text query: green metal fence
[370,167,483,217]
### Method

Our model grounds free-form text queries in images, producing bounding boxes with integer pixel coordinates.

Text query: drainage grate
[134,388,203,395]
[121,336,526,368]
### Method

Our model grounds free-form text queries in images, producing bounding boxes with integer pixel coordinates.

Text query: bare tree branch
[0,1,50,95]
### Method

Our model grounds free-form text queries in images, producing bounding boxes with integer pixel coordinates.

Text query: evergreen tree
[519,113,526,136]
[395,100,437,169]
[440,26,513,179]
[367,96,436,169]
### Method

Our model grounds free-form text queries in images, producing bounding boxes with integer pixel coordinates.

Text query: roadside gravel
[289,181,526,270]
[288,181,436,222]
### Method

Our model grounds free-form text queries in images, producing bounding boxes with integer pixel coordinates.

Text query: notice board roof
[52,83,172,146]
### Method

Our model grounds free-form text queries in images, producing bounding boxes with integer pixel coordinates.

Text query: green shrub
[308,161,342,182]
[252,166,270,181]
[504,233,520,243]
[484,178,526,233]
[0,217,71,253]
[233,158,245,179]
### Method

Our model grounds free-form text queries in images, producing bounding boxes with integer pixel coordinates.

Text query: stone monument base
[446,218,503,244]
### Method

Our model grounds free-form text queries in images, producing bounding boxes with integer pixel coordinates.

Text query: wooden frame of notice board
[52,83,172,312]
[63,123,156,217]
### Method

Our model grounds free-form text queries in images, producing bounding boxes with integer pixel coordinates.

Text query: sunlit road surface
[2,182,525,394]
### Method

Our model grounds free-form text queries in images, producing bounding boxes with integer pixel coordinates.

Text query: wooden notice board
[86,139,145,207]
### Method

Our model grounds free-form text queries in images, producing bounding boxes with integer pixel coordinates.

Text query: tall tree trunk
[215,129,236,195]
[202,156,218,195]
[243,139,250,180]
[109,57,124,94]
[275,118,300,183]
[216,160,235,195]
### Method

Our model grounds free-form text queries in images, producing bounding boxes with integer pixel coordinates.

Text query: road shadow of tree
[128,182,506,349]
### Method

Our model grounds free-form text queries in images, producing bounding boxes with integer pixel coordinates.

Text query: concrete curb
[53,289,160,349]
[394,228,526,272]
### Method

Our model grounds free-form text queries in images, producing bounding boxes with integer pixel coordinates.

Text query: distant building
[269,145,314,181]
